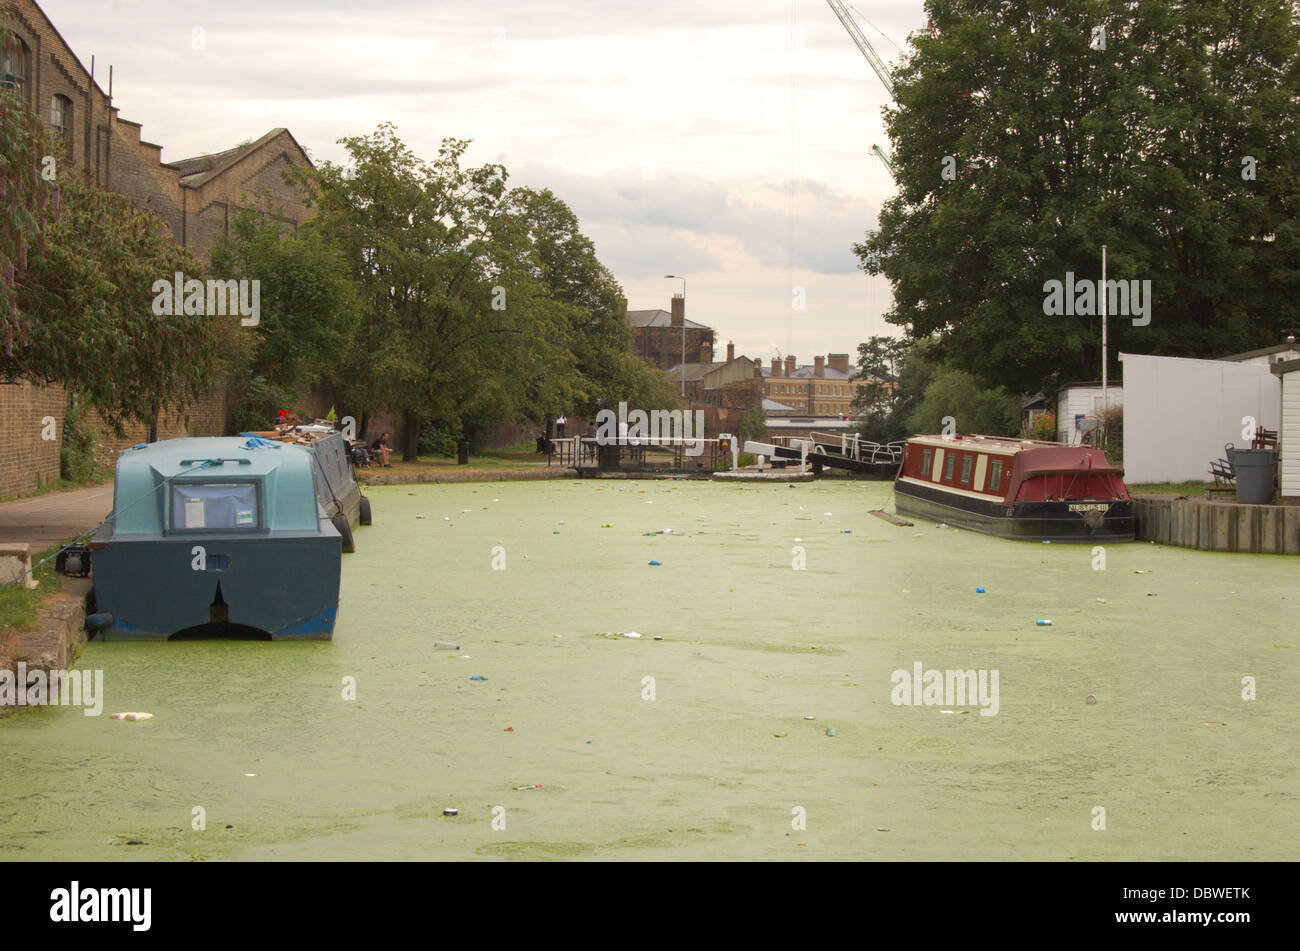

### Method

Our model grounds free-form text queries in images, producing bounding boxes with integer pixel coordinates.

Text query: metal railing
[548,436,724,472]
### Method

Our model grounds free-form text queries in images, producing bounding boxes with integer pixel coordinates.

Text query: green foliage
[856,0,1300,395]
[1024,410,1057,442]
[907,368,1020,437]
[0,73,60,358]
[853,338,941,442]
[58,395,102,483]
[4,173,219,433]
[737,406,767,445]
[303,126,666,458]
[209,210,360,429]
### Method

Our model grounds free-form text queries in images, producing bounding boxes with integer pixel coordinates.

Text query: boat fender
[331,513,356,553]
[359,496,372,526]
[85,612,115,632]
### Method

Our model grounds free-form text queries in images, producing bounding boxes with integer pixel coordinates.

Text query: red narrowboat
[893,434,1134,541]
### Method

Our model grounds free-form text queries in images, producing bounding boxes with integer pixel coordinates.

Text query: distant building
[666,343,760,407]
[1054,382,1122,444]
[627,294,716,371]
[759,354,865,418]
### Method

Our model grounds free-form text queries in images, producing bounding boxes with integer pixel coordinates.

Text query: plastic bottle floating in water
[1036,619,1053,626]
[976,587,986,594]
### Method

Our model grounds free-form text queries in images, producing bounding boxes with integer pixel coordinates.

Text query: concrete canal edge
[1131,494,1300,554]
[0,577,91,718]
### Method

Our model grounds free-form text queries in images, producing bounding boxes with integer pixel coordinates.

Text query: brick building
[627,295,716,371]
[0,0,314,496]
[760,353,865,418]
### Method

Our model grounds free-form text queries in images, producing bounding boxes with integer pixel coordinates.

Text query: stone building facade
[0,0,314,496]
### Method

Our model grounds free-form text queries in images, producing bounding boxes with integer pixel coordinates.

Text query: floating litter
[841,529,852,534]
[976,586,985,594]
[825,726,837,737]
[470,675,488,681]
[1042,540,1051,544]
[623,632,641,639]
[648,560,661,566]
[244,773,257,777]
[516,784,542,791]
[803,715,815,720]
[1096,598,1106,603]
[443,808,459,816]
[940,709,955,715]
[1036,619,1053,626]
[1086,694,1097,704]
[109,712,153,721]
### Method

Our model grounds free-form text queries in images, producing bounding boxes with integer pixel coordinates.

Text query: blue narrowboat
[87,436,342,640]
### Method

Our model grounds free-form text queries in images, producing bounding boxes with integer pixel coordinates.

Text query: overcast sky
[46,0,928,364]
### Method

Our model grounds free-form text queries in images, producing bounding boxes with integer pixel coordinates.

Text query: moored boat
[892,434,1134,541]
[85,436,343,640]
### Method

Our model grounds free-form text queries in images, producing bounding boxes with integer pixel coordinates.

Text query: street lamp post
[664,274,686,396]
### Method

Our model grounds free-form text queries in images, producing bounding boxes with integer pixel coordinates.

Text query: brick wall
[0,380,65,497]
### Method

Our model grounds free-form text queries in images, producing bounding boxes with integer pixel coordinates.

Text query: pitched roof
[762,397,799,412]
[1219,342,1300,362]
[167,128,312,187]
[626,308,711,331]
[667,362,721,383]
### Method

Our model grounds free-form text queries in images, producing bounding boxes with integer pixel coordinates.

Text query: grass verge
[0,545,64,638]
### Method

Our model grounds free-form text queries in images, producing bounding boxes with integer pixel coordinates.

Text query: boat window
[921,447,933,477]
[943,454,955,481]
[959,456,972,484]
[170,483,261,531]
[988,459,1003,490]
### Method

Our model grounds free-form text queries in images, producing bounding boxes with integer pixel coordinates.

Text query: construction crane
[871,144,897,178]
[826,1,898,180]
[826,0,895,99]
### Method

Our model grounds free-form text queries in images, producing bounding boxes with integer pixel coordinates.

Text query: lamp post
[664,274,686,396]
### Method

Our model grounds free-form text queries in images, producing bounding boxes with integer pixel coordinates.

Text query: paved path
[0,484,113,553]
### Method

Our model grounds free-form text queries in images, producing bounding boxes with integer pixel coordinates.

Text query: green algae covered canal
[1,480,1296,860]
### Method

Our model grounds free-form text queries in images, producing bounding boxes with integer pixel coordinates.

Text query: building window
[960,455,973,484]
[988,459,1003,491]
[1,35,29,102]
[51,95,73,147]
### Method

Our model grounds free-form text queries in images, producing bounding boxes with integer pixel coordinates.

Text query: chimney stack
[670,294,684,328]
[700,338,712,364]
[785,355,797,376]
[828,353,850,374]
[770,357,781,377]
[726,341,735,362]
[814,355,825,377]
[753,360,762,379]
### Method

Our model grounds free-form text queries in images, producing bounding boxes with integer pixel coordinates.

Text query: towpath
[0,484,113,553]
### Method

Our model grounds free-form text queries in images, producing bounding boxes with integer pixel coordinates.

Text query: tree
[907,368,1020,437]
[0,66,61,360]
[856,0,1300,395]
[307,126,580,459]
[209,210,360,431]
[852,337,941,442]
[10,178,219,434]
[850,335,910,431]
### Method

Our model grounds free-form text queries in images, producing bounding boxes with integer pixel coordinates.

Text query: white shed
[1274,359,1300,499]
[1055,383,1122,444]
